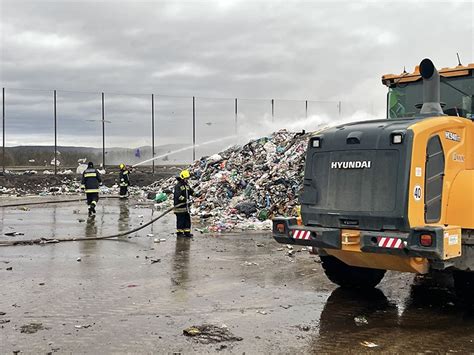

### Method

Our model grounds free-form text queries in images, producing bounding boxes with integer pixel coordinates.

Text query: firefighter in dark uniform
[81,162,102,216]
[174,169,194,238]
[118,163,130,198]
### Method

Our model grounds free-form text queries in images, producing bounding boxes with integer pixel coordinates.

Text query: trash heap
[149,129,310,232]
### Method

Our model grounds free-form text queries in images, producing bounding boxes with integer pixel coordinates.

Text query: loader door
[425,135,445,223]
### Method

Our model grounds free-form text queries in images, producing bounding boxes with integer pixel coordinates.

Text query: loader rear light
[311,137,321,148]
[276,223,286,233]
[391,133,404,144]
[420,234,433,247]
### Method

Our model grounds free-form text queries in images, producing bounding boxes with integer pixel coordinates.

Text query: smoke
[235,109,384,144]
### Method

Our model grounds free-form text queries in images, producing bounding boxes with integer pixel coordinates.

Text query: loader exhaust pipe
[419,58,444,115]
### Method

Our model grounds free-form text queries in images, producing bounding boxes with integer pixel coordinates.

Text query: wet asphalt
[1,198,473,353]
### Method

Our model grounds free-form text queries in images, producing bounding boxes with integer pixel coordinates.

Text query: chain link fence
[1,87,376,174]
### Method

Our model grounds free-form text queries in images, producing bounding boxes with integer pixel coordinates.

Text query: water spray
[132,135,238,167]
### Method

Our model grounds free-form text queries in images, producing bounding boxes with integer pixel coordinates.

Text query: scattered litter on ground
[360,341,378,348]
[354,315,369,326]
[256,310,268,315]
[20,322,44,334]
[75,324,92,329]
[242,261,259,266]
[183,324,243,344]
[297,325,311,331]
[6,267,13,271]
[0,319,10,324]
[76,257,81,262]
[4,232,24,237]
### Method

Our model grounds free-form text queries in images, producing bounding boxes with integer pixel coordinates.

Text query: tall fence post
[2,88,5,174]
[54,90,57,175]
[271,99,274,122]
[192,96,196,162]
[151,94,155,174]
[234,98,238,134]
[305,100,308,118]
[102,92,105,168]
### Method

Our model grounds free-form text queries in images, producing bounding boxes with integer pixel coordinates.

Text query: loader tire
[453,270,474,306]
[320,255,386,289]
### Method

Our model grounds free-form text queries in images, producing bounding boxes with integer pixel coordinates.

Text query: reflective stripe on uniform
[177,229,184,232]
[120,183,128,186]
[174,208,187,213]
[85,189,100,193]
[84,173,97,178]
[91,201,97,205]
[183,229,191,232]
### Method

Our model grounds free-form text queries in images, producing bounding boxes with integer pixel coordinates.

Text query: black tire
[320,255,386,289]
[453,270,474,305]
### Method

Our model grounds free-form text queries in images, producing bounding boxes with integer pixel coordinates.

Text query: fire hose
[0,202,185,247]
[0,195,123,208]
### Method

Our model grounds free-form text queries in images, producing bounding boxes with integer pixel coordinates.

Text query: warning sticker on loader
[413,185,422,201]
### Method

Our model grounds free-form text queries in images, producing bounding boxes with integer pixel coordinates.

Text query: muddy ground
[1,198,474,353]
[0,166,181,194]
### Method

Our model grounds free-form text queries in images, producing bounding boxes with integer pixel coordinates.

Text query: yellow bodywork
[407,116,474,228]
[326,230,430,273]
[321,116,473,273]
[381,63,474,86]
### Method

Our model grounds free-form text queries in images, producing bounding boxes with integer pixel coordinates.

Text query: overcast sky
[0,0,473,157]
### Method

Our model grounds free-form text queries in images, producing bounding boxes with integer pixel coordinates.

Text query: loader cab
[382,63,474,120]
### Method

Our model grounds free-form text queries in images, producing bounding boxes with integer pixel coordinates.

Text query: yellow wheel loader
[273,58,474,299]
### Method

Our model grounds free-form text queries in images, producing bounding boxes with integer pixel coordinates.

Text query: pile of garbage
[149,129,310,232]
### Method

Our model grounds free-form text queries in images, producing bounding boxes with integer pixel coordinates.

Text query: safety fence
[0,87,376,174]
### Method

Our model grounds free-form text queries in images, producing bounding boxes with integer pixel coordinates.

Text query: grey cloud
[0,0,472,154]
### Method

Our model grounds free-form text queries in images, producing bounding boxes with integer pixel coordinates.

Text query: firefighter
[81,162,102,216]
[174,169,194,238]
[118,163,130,198]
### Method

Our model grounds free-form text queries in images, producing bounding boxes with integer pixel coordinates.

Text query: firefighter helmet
[180,169,190,179]
[119,163,125,169]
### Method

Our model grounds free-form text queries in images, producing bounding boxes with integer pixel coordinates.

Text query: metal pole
[305,100,308,118]
[102,92,105,168]
[234,98,238,134]
[151,94,155,174]
[271,99,274,122]
[338,101,342,117]
[192,96,196,161]
[2,88,5,174]
[54,90,57,175]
